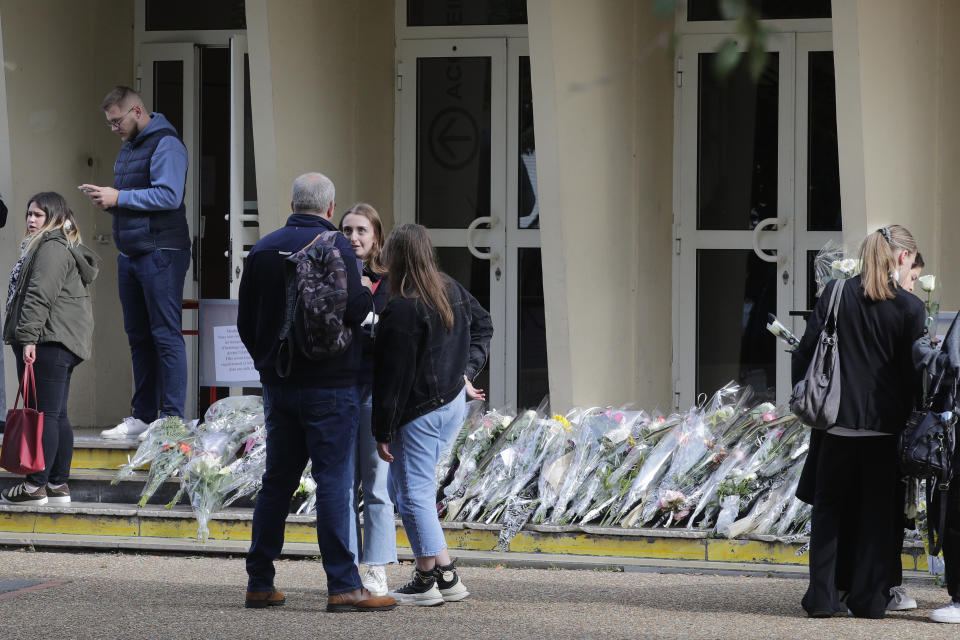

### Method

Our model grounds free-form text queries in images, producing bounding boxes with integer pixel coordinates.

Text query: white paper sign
[213,325,257,383]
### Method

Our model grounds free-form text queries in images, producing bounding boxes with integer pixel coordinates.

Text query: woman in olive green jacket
[2,192,99,504]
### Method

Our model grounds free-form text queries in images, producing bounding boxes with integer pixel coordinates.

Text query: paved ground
[0,549,956,639]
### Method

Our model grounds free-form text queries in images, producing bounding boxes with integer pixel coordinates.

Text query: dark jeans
[802,433,900,618]
[117,249,190,421]
[246,384,362,595]
[13,343,81,487]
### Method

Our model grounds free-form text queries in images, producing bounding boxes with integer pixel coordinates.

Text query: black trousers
[933,457,960,601]
[802,433,900,618]
[13,343,81,487]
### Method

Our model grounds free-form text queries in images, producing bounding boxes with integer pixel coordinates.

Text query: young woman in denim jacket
[372,223,492,606]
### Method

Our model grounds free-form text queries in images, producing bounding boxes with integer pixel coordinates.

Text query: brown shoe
[327,588,397,613]
[245,588,285,609]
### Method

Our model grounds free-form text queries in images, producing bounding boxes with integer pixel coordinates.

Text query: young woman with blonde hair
[795,225,925,618]
[339,203,396,595]
[3,192,99,504]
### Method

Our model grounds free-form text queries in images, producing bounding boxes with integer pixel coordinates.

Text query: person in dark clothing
[82,86,191,439]
[3,193,100,504]
[237,172,394,613]
[373,223,493,607]
[914,309,960,623]
[339,202,396,595]
[796,225,925,619]
[796,249,929,612]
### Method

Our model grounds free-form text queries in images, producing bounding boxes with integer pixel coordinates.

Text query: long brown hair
[339,202,387,276]
[24,192,81,253]
[383,223,453,331]
[858,224,917,302]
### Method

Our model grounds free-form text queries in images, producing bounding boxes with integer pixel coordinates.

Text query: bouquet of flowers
[121,416,194,507]
[441,408,516,520]
[179,430,236,540]
[220,428,266,508]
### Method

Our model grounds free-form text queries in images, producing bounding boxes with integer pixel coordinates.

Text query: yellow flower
[553,414,572,431]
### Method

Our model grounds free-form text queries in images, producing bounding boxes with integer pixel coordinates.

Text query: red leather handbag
[1,362,45,474]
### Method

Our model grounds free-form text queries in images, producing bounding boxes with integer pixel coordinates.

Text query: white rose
[918,274,936,292]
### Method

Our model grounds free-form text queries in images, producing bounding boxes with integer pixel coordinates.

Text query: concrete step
[0,470,258,508]
[0,500,932,572]
[0,428,140,471]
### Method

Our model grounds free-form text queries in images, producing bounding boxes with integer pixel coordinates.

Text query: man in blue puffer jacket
[82,86,190,439]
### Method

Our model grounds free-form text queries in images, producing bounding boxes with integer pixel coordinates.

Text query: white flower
[830,258,860,278]
[918,274,936,293]
[716,406,735,421]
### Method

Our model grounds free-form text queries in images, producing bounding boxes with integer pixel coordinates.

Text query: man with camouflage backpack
[237,172,394,612]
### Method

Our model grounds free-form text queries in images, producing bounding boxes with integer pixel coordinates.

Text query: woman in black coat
[795,225,925,619]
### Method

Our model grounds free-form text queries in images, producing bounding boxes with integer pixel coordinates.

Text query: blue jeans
[117,249,190,421]
[247,384,362,595]
[347,385,397,565]
[388,389,466,558]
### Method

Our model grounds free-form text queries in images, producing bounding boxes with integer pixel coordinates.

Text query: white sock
[48,482,65,490]
[23,482,39,492]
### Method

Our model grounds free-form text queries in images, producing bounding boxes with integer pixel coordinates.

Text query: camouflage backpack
[275,230,353,377]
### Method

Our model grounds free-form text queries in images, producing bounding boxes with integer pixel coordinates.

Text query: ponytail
[858,224,917,302]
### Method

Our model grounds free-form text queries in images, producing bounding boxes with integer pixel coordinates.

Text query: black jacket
[237,213,371,387]
[357,270,389,386]
[792,275,926,434]
[372,276,493,443]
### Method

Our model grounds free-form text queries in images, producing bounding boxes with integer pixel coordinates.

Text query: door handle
[752,217,785,264]
[466,216,499,261]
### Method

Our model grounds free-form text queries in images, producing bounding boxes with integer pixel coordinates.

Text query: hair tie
[63,220,73,231]
[878,227,891,243]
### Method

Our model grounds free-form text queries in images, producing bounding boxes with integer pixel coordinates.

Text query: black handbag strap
[823,279,845,335]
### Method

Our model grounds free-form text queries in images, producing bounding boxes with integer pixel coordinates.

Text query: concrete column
[528,0,673,410]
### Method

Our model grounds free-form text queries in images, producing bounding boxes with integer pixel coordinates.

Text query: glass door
[138,43,200,419]
[397,37,546,408]
[675,34,796,408]
[674,33,841,409]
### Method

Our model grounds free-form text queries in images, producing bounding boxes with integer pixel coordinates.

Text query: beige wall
[246,0,395,234]
[528,0,673,410]
[1,0,134,425]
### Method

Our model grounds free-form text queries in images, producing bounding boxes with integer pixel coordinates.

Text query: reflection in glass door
[397,38,547,408]
[674,33,841,409]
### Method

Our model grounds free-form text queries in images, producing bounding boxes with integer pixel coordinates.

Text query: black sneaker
[46,483,70,504]
[433,562,469,602]
[2,483,48,505]
[387,568,444,606]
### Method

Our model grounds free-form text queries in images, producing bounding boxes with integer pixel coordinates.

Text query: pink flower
[762,412,776,422]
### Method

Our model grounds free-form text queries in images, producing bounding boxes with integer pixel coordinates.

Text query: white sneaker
[887,586,917,611]
[100,417,149,440]
[137,418,165,442]
[361,565,388,597]
[931,601,960,623]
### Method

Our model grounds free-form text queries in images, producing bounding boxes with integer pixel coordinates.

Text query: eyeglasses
[106,106,136,128]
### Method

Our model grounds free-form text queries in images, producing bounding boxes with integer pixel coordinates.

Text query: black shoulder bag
[899,369,957,555]
[790,279,845,429]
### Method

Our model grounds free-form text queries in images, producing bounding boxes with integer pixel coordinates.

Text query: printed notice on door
[213,325,257,383]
